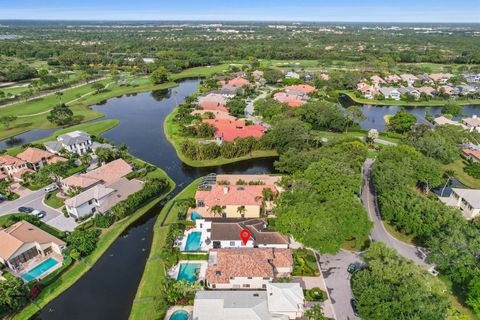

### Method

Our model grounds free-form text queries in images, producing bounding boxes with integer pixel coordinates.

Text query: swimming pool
[177,263,200,282]
[190,211,203,221]
[21,258,59,282]
[184,231,202,251]
[169,310,190,320]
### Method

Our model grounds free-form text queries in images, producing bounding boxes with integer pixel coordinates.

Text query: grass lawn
[6,120,119,156]
[444,159,480,189]
[341,235,371,252]
[342,91,480,107]
[292,249,320,277]
[129,178,201,320]
[0,78,177,141]
[439,275,480,320]
[171,64,232,80]
[383,221,416,246]
[13,161,175,320]
[164,107,278,167]
[44,190,64,209]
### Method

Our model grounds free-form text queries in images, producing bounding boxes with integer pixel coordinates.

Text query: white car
[44,184,58,193]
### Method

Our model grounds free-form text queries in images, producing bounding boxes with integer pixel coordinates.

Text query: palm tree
[237,205,246,218]
[209,205,224,218]
[255,188,276,216]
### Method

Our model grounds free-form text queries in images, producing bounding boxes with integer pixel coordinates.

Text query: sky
[0,0,479,23]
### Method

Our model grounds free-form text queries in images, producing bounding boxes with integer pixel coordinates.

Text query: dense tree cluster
[373,145,480,316]
[352,243,449,320]
[273,140,372,253]
[180,136,267,160]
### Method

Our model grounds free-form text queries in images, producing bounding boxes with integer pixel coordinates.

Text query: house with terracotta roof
[0,155,32,182]
[285,84,316,94]
[198,101,229,113]
[356,82,379,99]
[206,248,293,289]
[463,149,480,163]
[226,77,251,87]
[61,158,132,193]
[273,92,306,107]
[198,93,228,106]
[417,86,436,96]
[385,74,402,83]
[203,119,266,143]
[370,75,386,85]
[0,220,65,278]
[193,182,278,218]
[191,109,236,121]
[65,177,143,219]
[400,74,419,86]
[16,147,67,171]
[429,73,454,84]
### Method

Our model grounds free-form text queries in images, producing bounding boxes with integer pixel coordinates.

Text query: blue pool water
[177,263,201,282]
[184,232,202,251]
[21,258,59,282]
[169,310,190,320]
[190,211,203,221]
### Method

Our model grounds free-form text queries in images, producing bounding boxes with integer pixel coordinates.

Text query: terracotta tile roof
[203,119,266,142]
[463,117,480,127]
[0,220,65,260]
[285,84,316,94]
[198,93,227,106]
[463,149,480,161]
[370,75,386,84]
[199,101,229,113]
[0,155,25,167]
[62,159,132,189]
[273,92,306,107]
[195,185,277,206]
[206,248,292,284]
[11,168,34,179]
[47,155,68,165]
[191,110,236,121]
[226,77,250,87]
[16,147,55,164]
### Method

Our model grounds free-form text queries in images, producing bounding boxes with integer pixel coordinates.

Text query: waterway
[34,78,276,320]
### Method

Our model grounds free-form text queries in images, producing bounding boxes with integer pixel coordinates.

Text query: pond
[35,78,276,320]
[340,95,480,131]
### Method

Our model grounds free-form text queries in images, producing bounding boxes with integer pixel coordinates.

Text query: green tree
[150,66,169,84]
[0,275,30,316]
[352,243,449,320]
[305,304,327,320]
[263,68,284,84]
[387,110,417,134]
[442,100,463,117]
[237,205,246,218]
[47,103,74,126]
[0,116,17,129]
[91,82,105,94]
[66,228,100,257]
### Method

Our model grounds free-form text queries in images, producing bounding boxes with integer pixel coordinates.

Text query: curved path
[362,158,430,266]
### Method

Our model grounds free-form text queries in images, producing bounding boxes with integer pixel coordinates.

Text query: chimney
[223,186,229,194]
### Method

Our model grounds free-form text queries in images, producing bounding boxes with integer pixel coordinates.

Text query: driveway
[244,90,272,128]
[361,159,431,267]
[318,251,361,320]
[0,188,77,231]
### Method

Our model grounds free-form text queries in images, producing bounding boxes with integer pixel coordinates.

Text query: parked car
[44,184,58,193]
[347,263,359,274]
[350,298,358,316]
[18,207,34,213]
[36,211,46,219]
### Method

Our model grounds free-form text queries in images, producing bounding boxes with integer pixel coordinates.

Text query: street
[244,90,272,128]
[0,188,77,231]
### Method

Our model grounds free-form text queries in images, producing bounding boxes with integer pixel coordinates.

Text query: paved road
[0,189,77,231]
[361,158,430,266]
[244,90,272,128]
[318,251,361,320]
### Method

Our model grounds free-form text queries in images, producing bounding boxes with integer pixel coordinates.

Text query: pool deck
[180,229,210,252]
[10,253,63,282]
[164,306,193,320]
[168,260,208,282]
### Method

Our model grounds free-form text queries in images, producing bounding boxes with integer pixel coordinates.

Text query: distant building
[398,86,420,99]
[400,74,419,85]
[44,130,92,155]
[463,149,480,163]
[203,119,266,143]
[379,87,401,100]
[285,72,300,79]
[284,84,316,94]
[0,155,31,182]
[385,74,402,84]
[16,147,67,171]
[462,115,480,132]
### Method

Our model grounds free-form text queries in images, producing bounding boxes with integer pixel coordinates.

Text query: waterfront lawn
[0,78,177,141]
[170,64,232,80]
[164,108,278,167]
[6,119,120,156]
[129,178,201,320]
[14,164,175,320]
[341,91,480,107]
[444,159,480,189]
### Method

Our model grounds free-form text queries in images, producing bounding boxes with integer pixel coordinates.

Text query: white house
[285,71,300,79]
[44,130,92,155]
[186,219,289,251]
[379,87,401,100]
[439,188,480,219]
[192,283,305,320]
[0,220,65,272]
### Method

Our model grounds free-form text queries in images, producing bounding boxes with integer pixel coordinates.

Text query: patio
[168,260,208,282]
[11,252,63,281]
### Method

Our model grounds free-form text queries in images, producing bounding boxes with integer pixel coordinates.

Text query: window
[88,200,93,205]
[247,277,252,279]
[243,284,250,288]
[262,284,267,289]
[215,271,221,276]
[229,241,235,246]
[263,277,270,280]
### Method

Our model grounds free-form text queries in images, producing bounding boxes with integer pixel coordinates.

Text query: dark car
[351,298,358,315]
[18,207,34,213]
[347,263,359,274]
[36,211,47,219]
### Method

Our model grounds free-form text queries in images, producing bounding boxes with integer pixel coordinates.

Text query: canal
[33,78,276,320]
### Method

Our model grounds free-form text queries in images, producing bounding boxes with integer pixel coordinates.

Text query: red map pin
[240,229,251,245]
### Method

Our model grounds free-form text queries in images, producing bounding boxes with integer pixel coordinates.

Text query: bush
[66,228,100,257]
[91,214,116,228]
[464,161,480,179]
[304,287,327,302]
